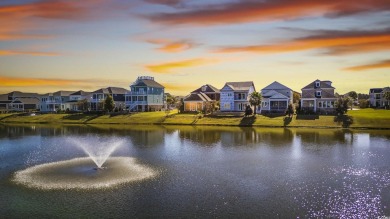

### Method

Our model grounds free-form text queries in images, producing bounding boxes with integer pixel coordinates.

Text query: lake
[0,124,389,218]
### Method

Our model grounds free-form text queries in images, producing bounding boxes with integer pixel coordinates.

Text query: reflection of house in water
[178,127,221,146]
[220,128,294,147]
[295,129,349,146]
[0,125,39,139]
[128,129,165,148]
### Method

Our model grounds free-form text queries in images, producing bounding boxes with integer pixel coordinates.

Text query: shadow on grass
[296,114,319,120]
[334,115,353,128]
[63,113,91,120]
[262,113,285,118]
[283,116,292,126]
[240,115,256,126]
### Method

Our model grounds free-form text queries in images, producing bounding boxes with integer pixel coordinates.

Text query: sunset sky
[0,0,389,95]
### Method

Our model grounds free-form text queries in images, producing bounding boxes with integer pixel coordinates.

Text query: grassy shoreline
[0,109,389,129]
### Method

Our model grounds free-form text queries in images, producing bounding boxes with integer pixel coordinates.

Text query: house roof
[132,79,164,88]
[184,92,212,102]
[262,90,289,99]
[224,81,254,92]
[52,91,78,97]
[0,94,8,101]
[191,84,220,93]
[92,87,129,94]
[70,90,91,96]
[12,97,40,104]
[370,88,383,93]
[302,80,335,90]
[301,88,336,98]
[262,81,292,91]
[8,91,40,98]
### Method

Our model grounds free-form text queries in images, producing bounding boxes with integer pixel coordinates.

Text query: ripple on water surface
[293,166,390,218]
[13,157,158,190]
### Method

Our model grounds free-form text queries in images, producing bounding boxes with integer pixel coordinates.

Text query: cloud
[145,0,390,26]
[146,58,219,73]
[0,0,130,40]
[162,83,197,92]
[343,59,390,71]
[146,39,195,53]
[0,76,86,87]
[0,50,60,56]
[143,0,183,7]
[214,28,390,55]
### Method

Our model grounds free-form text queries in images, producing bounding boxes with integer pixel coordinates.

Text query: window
[315,82,320,87]
[201,86,207,92]
[316,91,322,97]
[262,102,268,107]
[224,103,230,109]
[319,102,322,108]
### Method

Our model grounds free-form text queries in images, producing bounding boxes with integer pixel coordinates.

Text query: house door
[238,103,246,111]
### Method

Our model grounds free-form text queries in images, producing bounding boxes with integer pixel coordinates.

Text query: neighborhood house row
[0,76,389,113]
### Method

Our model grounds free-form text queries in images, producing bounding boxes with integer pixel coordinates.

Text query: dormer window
[315,81,320,88]
[316,91,322,97]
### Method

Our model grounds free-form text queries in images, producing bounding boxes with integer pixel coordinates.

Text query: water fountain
[13,136,158,190]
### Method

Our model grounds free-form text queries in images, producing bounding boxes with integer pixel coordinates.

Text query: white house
[257,81,293,114]
[369,87,390,108]
[65,90,92,111]
[40,91,76,112]
[220,81,255,112]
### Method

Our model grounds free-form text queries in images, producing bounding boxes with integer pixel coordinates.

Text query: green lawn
[347,109,390,128]
[1,109,389,129]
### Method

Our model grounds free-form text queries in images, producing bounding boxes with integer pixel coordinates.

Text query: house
[257,81,293,114]
[184,92,213,112]
[189,84,220,101]
[10,97,40,112]
[220,81,255,112]
[0,91,41,112]
[125,76,164,112]
[301,80,336,113]
[91,87,128,111]
[40,91,77,112]
[369,87,390,108]
[183,84,220,112]
[65,90,92,111]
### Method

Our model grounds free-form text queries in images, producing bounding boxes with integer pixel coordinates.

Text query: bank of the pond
[0,109,389,129]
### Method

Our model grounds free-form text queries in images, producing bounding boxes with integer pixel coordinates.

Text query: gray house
[301,80,336,113]
[220,81,255,112]
[125,76,165,112]
[369,87,390,108]
[257,81,293,114]
[91,87,128,111]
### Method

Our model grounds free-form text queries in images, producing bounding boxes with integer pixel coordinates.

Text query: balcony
[43,100,62,104]
[126,91,147,95]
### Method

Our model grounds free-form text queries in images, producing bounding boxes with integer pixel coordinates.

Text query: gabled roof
[0,94,8,101]
[92,87,128,94]
[132,79,164,88]
[70,90,91,96]
[262,81,292,91]
[12,97,40,104]
[53,91,78,97]
[223,81,254,92]
[370,88,383,93]
[184,92,212,102]
[8,91,40,98]
[302,80,335,89]
[191,84,220,94]
[263,90,289,99]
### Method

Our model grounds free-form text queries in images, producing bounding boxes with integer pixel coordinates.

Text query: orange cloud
[215,29,390,55]
[146,0,390,26]
[146,39,194,53]
[162,83,197,92]
[0,76,85,87]
[0,50,59,56]
[146,58,219,73]
[343,60,390,71]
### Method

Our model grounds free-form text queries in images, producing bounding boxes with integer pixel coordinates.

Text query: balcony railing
[126,91,147,95]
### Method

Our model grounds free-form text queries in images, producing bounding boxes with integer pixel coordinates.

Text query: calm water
[0,124,389,218]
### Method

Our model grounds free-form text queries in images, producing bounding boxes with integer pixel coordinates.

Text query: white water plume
[67,136,126,168]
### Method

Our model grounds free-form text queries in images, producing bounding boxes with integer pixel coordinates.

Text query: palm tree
[249,92,262,115]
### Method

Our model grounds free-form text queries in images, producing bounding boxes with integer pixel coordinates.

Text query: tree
[384,91,390,109]
[104,95,115,112]
[293,92,301,104]
[249,92,262,115]
[176,98,184,113]
[286,103,294,117]
[77,99,89,111]
[166,94,176,109]
[335,97,349,115]
[347,91,358,110]
[245,105,253,117]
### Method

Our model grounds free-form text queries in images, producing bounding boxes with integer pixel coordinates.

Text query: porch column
[314,99,317,112]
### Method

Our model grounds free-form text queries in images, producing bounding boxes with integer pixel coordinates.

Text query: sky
[0,0,389,95]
